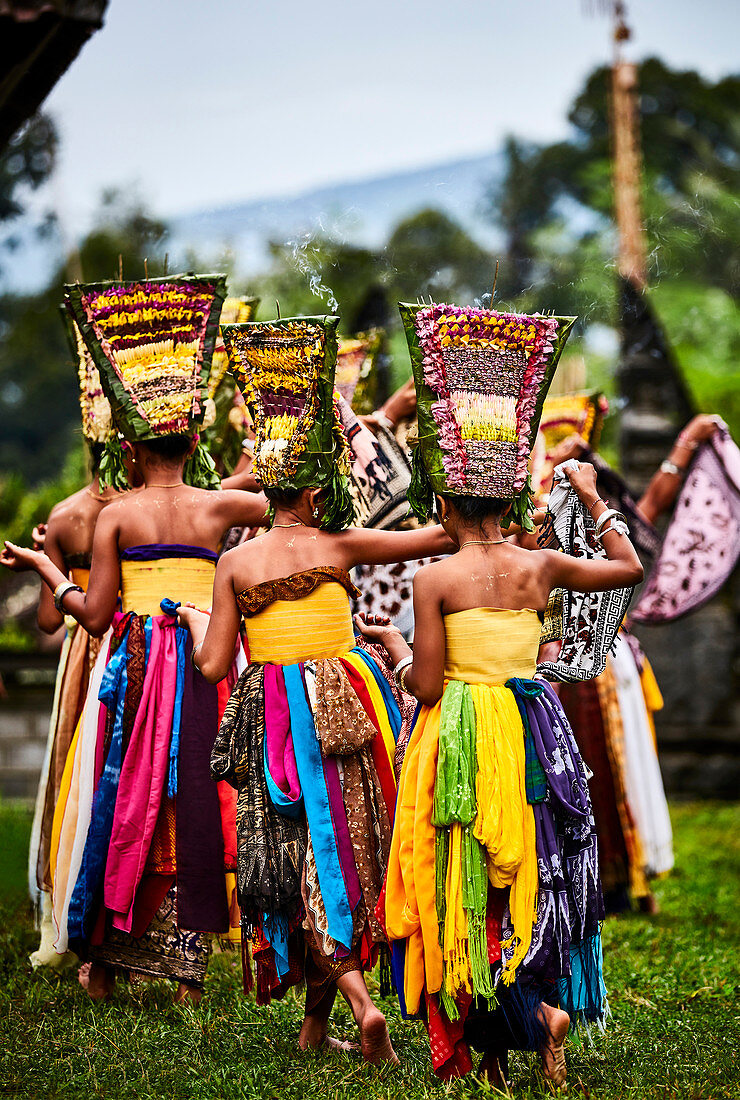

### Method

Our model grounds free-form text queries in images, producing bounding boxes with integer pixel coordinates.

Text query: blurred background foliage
[0,57,737,546]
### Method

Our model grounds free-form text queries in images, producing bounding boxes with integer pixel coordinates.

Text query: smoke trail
[287,229,339,312]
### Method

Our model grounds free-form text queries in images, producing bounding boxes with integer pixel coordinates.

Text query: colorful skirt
[383,676,607,1079]
[210,642,405,1002]
[49,606,236,979]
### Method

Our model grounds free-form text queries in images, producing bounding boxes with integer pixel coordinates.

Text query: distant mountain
[3,148,504,293]
[168,148,505,278]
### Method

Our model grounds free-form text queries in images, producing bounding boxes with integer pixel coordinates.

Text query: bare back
[422,541,554,617]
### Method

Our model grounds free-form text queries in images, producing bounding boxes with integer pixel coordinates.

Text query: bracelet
[53,581,83,612]
[393,654,413,691]
[595,517,630,540]
[586,497,603,513]
[676,433,699,451]
[660,459,684,477]
[191,642,203,672]
[398,665,411,694]
[594,508,625,536]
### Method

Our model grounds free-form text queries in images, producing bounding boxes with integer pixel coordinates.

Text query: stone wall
[0,653,55,800]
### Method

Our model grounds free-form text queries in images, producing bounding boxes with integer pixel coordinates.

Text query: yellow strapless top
[444,607,541,684]
[120,558,216,617]
[70,567,90,593]
[246,584,355,665]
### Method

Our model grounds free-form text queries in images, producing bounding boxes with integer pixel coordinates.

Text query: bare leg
[336,970,399,1065]
[478,1050,508,1089]
[80,962,114,1000]
[299,982,358,1053]
[538,1002,570,1087]
[175,982,202,1006]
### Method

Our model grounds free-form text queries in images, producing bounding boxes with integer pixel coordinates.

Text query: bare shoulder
[414,557,449,591]
[217,539,261,589]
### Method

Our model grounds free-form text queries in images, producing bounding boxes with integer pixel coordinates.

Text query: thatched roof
[0,1,108,149]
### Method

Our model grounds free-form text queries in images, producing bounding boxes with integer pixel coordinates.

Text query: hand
[32,523,48,551]
[0,541,44,573]
[175,602,211,632]
[679,414,725,446]
[562,461,598,502]
[353,612,403,646]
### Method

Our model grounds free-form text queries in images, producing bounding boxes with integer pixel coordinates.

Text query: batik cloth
[536,461,634,681]
[632,427,740,623]
[211,569,402,998]
[383,607,607,1079]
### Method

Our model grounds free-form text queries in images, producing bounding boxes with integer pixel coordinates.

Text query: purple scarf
[632,427,740,623]
[505,679,606,1026]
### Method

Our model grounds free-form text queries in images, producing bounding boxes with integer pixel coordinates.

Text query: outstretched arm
[354,565,446,706]
[177,554,241,683]
[215,488,268,529]
[2,509,121,636]
[339,524,455,567]
[638,415,723,525]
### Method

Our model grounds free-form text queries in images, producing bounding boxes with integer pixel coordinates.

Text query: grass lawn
[0,800,738,1099]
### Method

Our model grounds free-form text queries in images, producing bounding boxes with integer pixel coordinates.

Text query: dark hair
[88,441,105,473]
[263,485,305,508]
[141,434,191,459]
[439,493,509,524]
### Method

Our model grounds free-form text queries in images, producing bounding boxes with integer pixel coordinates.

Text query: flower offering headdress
[64,274,227,489]
[59,307,113,446]
[221,314,355,531]
[540,390,608,459]
[335,329,383,414]
[207,295,260,405]
[399,302,576,528]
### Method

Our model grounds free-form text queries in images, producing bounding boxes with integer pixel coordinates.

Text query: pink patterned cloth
[104,615,179,931]
[632,427,740,623]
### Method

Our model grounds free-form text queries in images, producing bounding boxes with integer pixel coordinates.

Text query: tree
[0,113,58,270]
[386,208,493,305]
[0,190,166,484]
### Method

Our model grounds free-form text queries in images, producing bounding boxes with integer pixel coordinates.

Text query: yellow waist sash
[444,607,541,684]
[245,584,355,665]
[120,558,216,617]
[70,567,90,593]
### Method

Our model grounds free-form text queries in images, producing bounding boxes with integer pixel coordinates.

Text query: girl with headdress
[2,274,267,1003]
[354,302,643,1088]
[175,313,456,1064]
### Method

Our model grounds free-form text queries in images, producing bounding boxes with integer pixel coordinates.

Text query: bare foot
[479,1051,508,1089]
[359,1007,399,1065]
[175,983,202,1006]
[538,1002,570,1087]
[81,962,113,1001]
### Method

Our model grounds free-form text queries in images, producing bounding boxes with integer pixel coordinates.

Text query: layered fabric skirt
[210,644,403,1005]
[28,614,104,968]
[559,632,673,910]
[49,605,238,986]
[383,675,607,1079]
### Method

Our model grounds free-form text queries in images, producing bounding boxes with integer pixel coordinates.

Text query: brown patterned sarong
[90,883,210,987]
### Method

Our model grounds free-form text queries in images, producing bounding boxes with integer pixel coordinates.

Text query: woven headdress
[221,315,355,531]
[64,274,227,489]
[203,295,260,474]
[335,330,383,415]
[60,307,113,447]
[400,302,576,528]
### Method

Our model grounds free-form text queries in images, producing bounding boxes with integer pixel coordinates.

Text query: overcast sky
[34,0,740,234]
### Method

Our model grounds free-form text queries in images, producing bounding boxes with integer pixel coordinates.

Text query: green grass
[0,801,738,1099]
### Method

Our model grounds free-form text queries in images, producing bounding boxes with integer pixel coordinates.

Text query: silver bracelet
[660,459,684,477]
[594,508,622,536]
[595,516,630,540]
[393,654,413,691]
[53,581,83,612]
[191,641,203,671]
